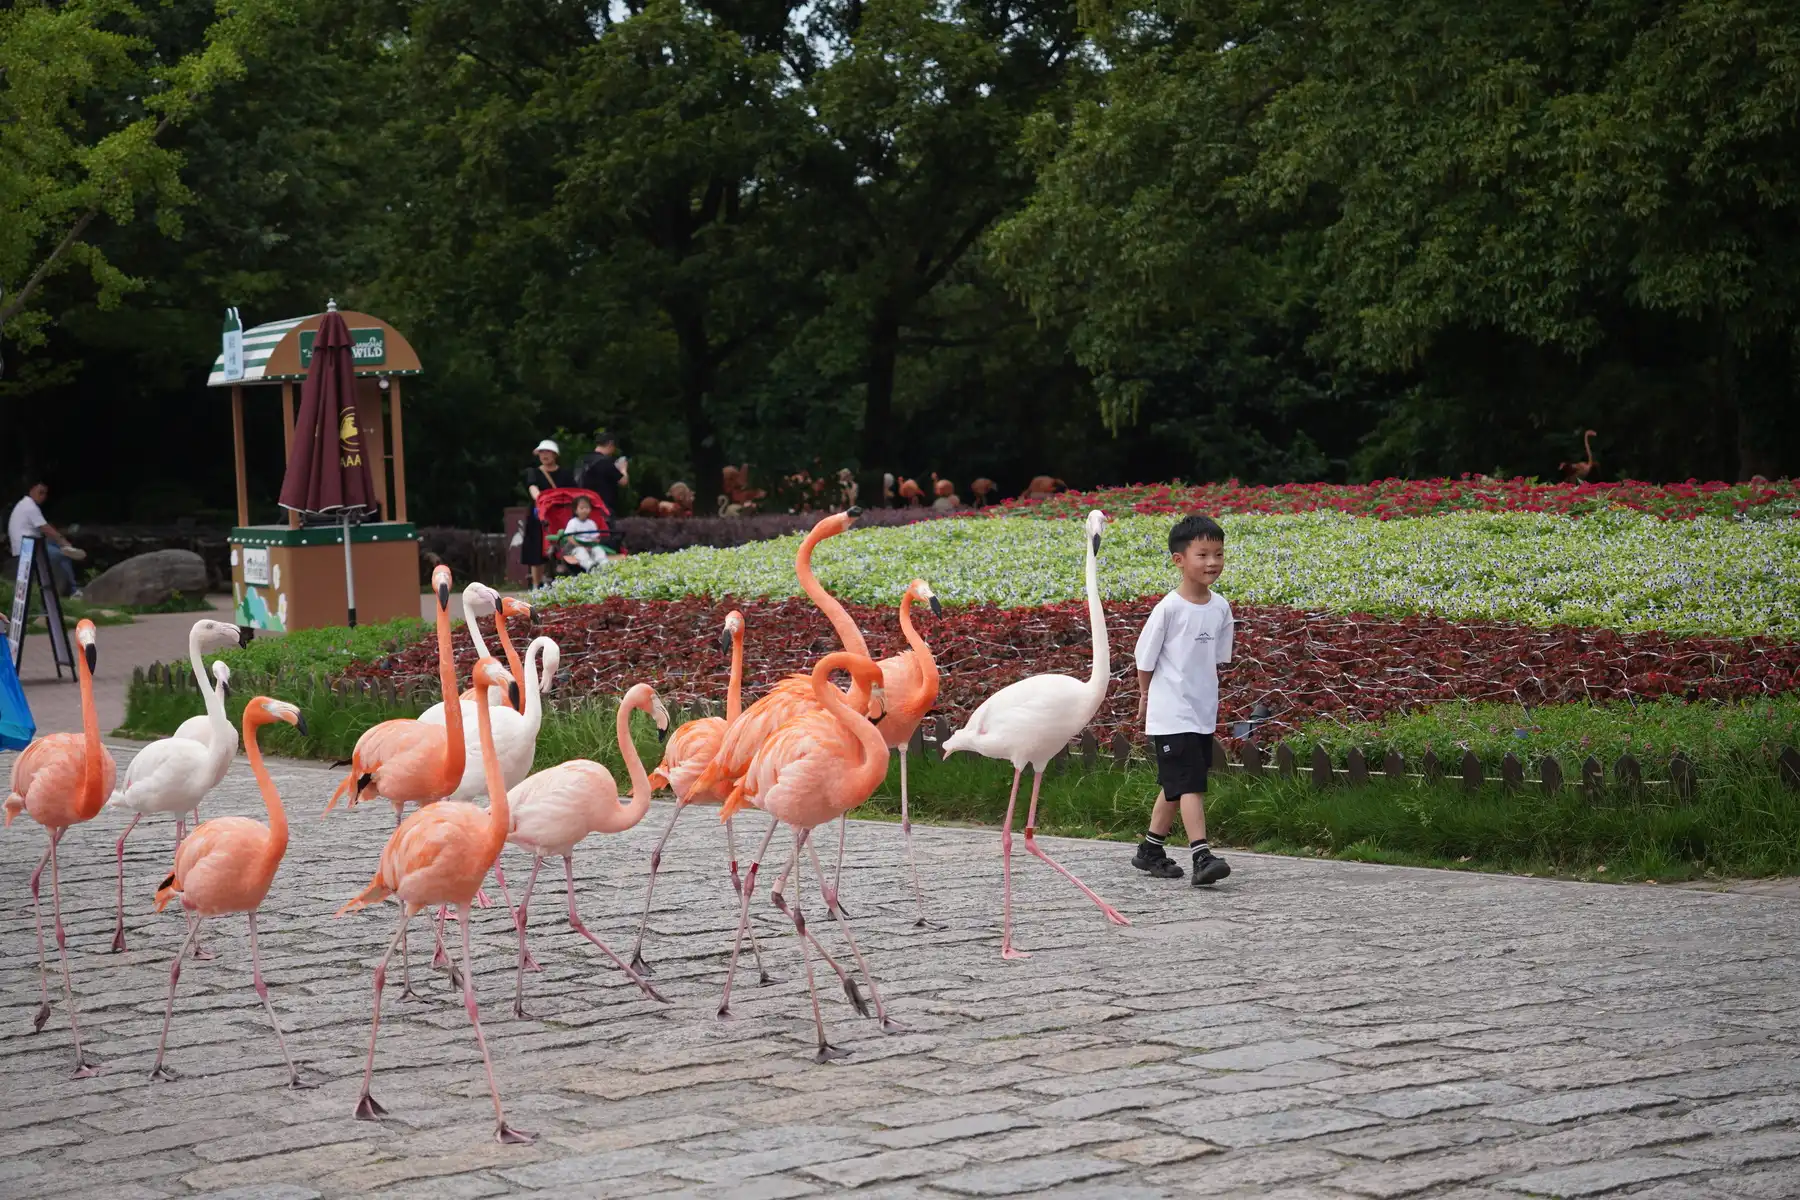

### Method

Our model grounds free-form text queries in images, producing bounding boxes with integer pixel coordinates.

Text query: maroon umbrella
[278,304,379,625]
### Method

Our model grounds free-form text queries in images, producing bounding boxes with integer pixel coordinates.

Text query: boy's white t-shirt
[561,516,601,544]
[1134,590,1233,736]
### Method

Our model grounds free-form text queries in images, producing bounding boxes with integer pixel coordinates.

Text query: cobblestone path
[3,748,1798,1198]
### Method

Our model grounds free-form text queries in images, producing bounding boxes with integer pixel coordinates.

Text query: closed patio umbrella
[278,301,379,626]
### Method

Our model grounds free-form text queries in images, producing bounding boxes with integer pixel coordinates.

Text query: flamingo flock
[2,509,1129,1144]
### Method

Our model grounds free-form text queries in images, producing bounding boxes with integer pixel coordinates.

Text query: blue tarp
[0,641,34,750]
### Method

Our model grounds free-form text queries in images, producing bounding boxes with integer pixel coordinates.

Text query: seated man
[8,481,83,598]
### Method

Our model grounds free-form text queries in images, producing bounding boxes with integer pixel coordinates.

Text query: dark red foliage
[338,597,1800,741]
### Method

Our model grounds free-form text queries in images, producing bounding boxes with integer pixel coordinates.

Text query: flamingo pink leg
[808,839,901,1033]
[1000,768,1028,960]
[563,856,665,1004]
[629,802,685,976]
[248,912,312,1088]
[110,813,142,952]
[719,819,780,1020]
[355,908,413,1121]
[430,906,465,988]
[511,857,545,1018]
[789,829,849,1063]
[457,903,534,1145]
[496,862,540,973]
[1022,768,1129,926]
[173,818,212,961]
[28,842,53,1032]
[151,918,204,1080]
[724,816,771,985]
[47,832,98,1077]
[895,747,933,926]
[769,844,869,1017]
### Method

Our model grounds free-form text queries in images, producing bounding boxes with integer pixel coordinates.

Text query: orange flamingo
[1559,430,1598,483]
[502,683,670,1016]
[4,619,116,1076]
[717,653,899,1059]
[337,657,531,1144]
[971,478,996,506]
[830,579,941,925]
[898,477,924,506]
[628,611,770,981]
[149,696,312,1087]
[1022,475,1065,499]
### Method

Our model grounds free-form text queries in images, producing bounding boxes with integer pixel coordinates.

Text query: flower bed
[333,596,1800,744]
[544,511,1800,638]
[994,477,1800,521]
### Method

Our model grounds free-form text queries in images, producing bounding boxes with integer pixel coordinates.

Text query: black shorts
[1152,732,1212,799]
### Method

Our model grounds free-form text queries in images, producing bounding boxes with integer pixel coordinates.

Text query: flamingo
[438,635,556,803]
[628,611,771,982]
[4,619,117,1076]
[942,510,1130,958]
[971,478,996,507]
[418,585,535,718]
[898,478,924,506]
[148,696,312,1088]
[107,618,249,952]
[503,683,670,1016]
[717,652,900,1060]
[828,579,942,926]
[1022,475,1065,500]
[337,657,532,1145]
[1559,430,1598,483]
[173,614,253,749]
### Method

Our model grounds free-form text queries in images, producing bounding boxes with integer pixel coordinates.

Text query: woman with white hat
[521,439,573,588]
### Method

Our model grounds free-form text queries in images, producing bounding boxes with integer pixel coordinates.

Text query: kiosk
[209,310,423,631]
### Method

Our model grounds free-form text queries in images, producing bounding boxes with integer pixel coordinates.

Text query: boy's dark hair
[1169,514,1225,554]
[574,495,593,511]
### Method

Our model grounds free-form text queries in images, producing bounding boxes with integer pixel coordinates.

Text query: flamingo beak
[437,580,451,609]
[293,712,310,737]
[719,627,733,657]
[219,680,231,702]
[929,596,943,617]
[1091,533,1101,555]
[657,720,670,744]
[237,625,255,647]
[846,505,863,520]
[508,681,521,709]
[83,643,98,673]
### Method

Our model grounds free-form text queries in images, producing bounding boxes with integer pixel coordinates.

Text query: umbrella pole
[342,512,358,629]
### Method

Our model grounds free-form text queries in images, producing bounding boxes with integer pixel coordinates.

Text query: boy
[1131,514,1233,886]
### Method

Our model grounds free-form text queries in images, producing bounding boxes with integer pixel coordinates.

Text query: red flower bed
[337,597,1800,742]
[995,477,1800,521]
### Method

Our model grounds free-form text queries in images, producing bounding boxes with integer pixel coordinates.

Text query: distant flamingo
[898,478,924,506]
[1022,475,1065,500]
[970,478,996,507]
[419,586,534,718]
[108,618,249,953]
[1559,430,1598,483]
[503,683,670,1016]
[4,619,117,1076]
[337,657,532,1144]
[718,652,900,1059]
[149,696,312,1088]
[829,579,942,925]
[942,510,1129,958]
[628,611,770,982]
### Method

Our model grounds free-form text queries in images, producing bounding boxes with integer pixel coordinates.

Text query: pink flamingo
[149,696,312,1088]
[4,619,116,1076]
[828,579,942,925]
[502,683,670,1016]
[717,652,900,1059]
[942,511,1129,958]
[628,611,770,981]
[337,657,532,1144]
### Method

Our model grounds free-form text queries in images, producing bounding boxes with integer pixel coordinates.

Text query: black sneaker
[1132,847,1185,879]
[1192,854,1231,887]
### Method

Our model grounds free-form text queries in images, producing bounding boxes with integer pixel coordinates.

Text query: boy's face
[1172,537,1224,588]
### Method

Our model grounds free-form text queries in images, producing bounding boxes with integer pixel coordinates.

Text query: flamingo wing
[508,760,615,853]
[170,817,275,914]
[653,717,724,799]
[744,712,870,827]
[113,736,214,814]
[384,802,492,907]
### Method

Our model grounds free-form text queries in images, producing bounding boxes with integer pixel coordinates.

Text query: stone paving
[4,748,1800,1198]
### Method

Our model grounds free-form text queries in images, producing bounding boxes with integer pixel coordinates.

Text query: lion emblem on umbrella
[339,405,363,467]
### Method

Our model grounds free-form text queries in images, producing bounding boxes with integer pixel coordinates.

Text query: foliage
[1001,478,1800,521]
[1294,698,1800,776]
[543,511,1800,637]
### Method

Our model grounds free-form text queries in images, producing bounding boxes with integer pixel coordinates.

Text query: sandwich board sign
[9,537,74,677]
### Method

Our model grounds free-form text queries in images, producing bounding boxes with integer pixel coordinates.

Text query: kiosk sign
[299,327,385,368]
[221,307,244,382]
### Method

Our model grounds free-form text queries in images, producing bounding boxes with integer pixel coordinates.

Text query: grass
[122,682,1800,883]
[1294,697,1800,773]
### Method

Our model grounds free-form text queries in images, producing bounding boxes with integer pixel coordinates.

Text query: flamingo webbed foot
[521,950,543,973]
[716,1004,735,1023]
[191,945,215,961]
[842,977,871,1018]
[400,986,435,1004]
[629,951,654,977]
[110,926,127,953]
[288,1070,320,1090]
[1102,908,1130,927]
[512,1002,537,1020]
[496,1122,535,1145]
[1001,944,1032,961]
[32,1001,50,1032]
[814,1042,851,1064]
[149,1063,178,1082]
[758,968,773,986]
[74,1061,101,1080]
[913,916,946,931]
[880,1016,909,1035]
[355,1092,388,1121]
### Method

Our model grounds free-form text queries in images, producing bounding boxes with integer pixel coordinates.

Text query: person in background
[577,431,627,522]
[521,440,573,589]
[556,495,608,573]
[8,481,85,598]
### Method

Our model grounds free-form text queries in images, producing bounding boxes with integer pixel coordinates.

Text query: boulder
[81,550,209,607]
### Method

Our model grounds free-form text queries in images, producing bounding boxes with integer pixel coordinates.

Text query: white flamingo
[419,584,548,722]
[499,683,670,1016]
[107,618,250,953]
[442,635,555,802]
[942,510,1129,958]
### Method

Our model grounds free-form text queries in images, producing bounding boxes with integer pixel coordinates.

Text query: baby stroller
[536,487,613,575]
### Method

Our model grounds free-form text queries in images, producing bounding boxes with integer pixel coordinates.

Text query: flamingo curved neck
[435,596,466,792]
[725,625,744,725]
[812,655,888,790]
[1082,532,1109,712]
[896,592,939,717]
[245,716,288,874]
[494,613,526,711]
[614,692,655,823]
[473,680,510,867]
[797,523,870,660]
[77,642,105,818]
[520,637,550,734]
